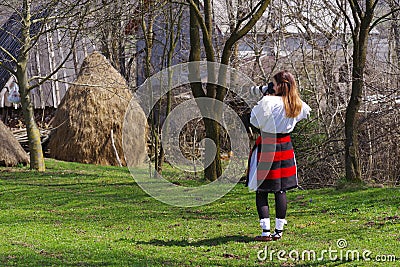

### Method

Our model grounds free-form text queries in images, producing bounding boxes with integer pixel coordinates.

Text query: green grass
[0,159,399,266]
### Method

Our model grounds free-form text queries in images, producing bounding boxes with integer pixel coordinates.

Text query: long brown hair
[273,70,302,118]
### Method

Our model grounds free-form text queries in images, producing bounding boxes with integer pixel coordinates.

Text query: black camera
[250,82,275,96]
[266,82,275,95]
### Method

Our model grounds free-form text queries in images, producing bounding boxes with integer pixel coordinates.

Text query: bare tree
[336,0,400,182]
[188,0,271,181]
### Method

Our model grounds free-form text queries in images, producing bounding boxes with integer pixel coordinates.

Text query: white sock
[260,218,270,236]
[274,218,287,236]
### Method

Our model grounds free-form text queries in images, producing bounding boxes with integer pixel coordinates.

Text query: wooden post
[111,129,123,167]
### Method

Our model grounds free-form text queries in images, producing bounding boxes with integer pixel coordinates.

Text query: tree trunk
[344,64,363,182]
[203,118,222,180]
[189,0,221,181]
[344,0,375,183]
[18,0,45,171]
[189,0,217,180]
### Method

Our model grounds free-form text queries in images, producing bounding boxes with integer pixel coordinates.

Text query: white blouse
[250,96,311,133]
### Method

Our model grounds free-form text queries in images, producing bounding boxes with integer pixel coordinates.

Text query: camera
[249,82,275,96]
[266,82,275,95]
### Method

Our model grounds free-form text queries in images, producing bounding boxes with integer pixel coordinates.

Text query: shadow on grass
[132,235,254,247]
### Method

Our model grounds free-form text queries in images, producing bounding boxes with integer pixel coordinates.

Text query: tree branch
[0,46,18,63]
[224,0,270,57]
[186,0,214,61]
[349,0,363,18]
[348,0,361,26]
[335,0,355,36]
[234,1,263,32]
[0,61,16,75]
[370,6,400,30]
[369,0,378,13]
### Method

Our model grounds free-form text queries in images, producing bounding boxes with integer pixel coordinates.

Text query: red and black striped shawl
[246,132,298,192]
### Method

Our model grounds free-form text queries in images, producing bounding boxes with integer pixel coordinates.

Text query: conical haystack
[0,120,30,167]
[48,52,147,166]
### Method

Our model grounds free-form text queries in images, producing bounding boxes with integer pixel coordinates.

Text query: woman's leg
[255,191,272,240]
[256,191,270,219]
[274,191,287,219]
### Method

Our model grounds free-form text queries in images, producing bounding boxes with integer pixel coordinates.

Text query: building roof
[0,7,49,90]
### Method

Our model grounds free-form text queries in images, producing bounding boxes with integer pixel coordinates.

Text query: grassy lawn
[0,159,399,266]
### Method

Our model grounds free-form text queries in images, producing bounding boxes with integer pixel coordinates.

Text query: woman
[247,70,311,241]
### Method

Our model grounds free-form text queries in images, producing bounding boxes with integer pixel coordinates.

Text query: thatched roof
[0,120,30,167]
[48,52,147,166]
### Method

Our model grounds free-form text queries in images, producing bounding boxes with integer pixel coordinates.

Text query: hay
[48,52,147,166]
[0,120,30,167]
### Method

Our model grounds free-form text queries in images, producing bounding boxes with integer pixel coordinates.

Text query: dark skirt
[246,132,298,192]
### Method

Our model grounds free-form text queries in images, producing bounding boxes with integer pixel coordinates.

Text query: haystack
[48,52,147,166]
[0,120,30,167]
